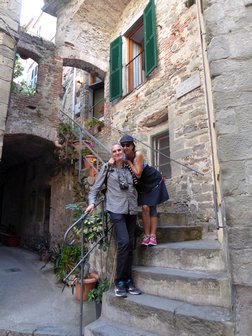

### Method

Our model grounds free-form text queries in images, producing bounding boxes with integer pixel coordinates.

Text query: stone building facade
[204,0,252,334]
[0,0,22,157]
[0,2,73,249]
[0,0,252,334]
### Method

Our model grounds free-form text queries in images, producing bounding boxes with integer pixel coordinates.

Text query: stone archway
[0,134,59,250]
[63,57,106,80]
[61,57,106,130]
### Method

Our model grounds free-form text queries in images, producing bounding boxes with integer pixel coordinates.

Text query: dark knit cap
[120,134,134,144]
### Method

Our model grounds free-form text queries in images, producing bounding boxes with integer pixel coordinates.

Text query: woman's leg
[150,216,158,235]
[149,206,158,246]
[142,204,151,236]
[149,206,158,235]
[141,205,151,245]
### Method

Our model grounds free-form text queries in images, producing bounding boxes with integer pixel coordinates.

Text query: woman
[86,143,141,298]
[119,134,169,246]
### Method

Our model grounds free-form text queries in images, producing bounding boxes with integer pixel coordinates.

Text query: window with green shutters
[109,0,157,101]
[109,36,122,101]
[144,0,157,76]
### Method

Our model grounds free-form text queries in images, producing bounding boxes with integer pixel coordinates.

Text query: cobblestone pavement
[0,245,96,336]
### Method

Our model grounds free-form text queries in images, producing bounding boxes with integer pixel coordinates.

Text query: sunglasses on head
[121,142,132,148]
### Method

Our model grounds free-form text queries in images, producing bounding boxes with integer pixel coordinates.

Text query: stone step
[137,210,189,227]
[136,226,203,243]
[132,266,231,308]
[134,239,225,272]
[155,225,203,243]
[84,317,155,336]
[158,211,188,226]
[85,291,234,336]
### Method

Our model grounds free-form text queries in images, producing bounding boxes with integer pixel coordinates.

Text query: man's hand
[85,204,95,214]
[108,158,115,165]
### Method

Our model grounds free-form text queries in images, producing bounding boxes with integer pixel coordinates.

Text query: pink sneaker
[149,235,157,246]
[141,235,150,246]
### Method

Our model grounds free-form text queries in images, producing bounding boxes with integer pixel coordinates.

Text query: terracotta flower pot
[72,140,83,152]
[5,234,20,247]
[83,154,97,169]
[75,277,97,301]
[89,166,97,177]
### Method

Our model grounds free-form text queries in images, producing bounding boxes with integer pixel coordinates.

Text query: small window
[12,53,38,96]
[30,65,38,87]
[125,19,145,93]
[152,132,171,179]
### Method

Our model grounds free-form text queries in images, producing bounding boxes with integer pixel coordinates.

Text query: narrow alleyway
[0,245,96,335]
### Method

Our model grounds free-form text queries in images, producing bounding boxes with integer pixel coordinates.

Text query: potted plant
[56,122,80,163]
[0,225,20,247]
[71,213,105,247]
[64,204,111,303]
[87,278,110,318]
[65,204,107,250]
[85,118,104,135]
[82,141,94,156]
[58,122,78,144]
[74,272,99,301]
[54,243,84,283]
[55,242,98,302]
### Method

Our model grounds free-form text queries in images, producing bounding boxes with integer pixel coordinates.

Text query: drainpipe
[72,67,76,122]
[195,0,225,240]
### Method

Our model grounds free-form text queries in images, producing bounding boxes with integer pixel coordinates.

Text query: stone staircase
[84,213,234,336]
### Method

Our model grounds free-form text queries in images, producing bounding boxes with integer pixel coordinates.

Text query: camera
[119,181,129,190]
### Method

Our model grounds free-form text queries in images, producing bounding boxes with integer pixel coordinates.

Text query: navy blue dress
[136,164,169,206]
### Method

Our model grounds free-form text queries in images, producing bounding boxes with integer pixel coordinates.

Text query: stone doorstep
[155,225,203,243]
[0,326,76,336]
[132,266,231,308]
[84,318,155,336]
[92,291,234,336]
[134,239,226,272]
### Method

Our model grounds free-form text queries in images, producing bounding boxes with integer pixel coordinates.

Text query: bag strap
[101,164,110,195]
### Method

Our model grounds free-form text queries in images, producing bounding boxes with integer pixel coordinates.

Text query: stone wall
[51,0,131,76]
[49,165,77,246]
[0,0,22,158]
[6,32,62,141]
[204,0,252,334]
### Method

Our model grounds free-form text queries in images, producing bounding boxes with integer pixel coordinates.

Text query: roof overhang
[42,0,63,17]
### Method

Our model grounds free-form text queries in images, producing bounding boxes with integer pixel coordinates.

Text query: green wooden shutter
[109,36,122,101]
[144,0,157,77]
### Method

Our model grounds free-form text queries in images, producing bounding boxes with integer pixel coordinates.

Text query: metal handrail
[60,101,203,176]
[92,117,204,176]
[63,198,104,245]
[60,109,109,156]
[59,109,110,178]
[63,197,112,336]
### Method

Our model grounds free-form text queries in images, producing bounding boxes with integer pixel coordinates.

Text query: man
[86,143,141,297]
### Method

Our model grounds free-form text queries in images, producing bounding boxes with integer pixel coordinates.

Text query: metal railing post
[62,198,113,336]
[93,117,204,176]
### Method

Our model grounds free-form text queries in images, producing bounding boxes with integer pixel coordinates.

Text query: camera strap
[115,166,129,186]
[101,164,111,195]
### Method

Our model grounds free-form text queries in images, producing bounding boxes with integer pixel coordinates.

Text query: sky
[20,0,44,25]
